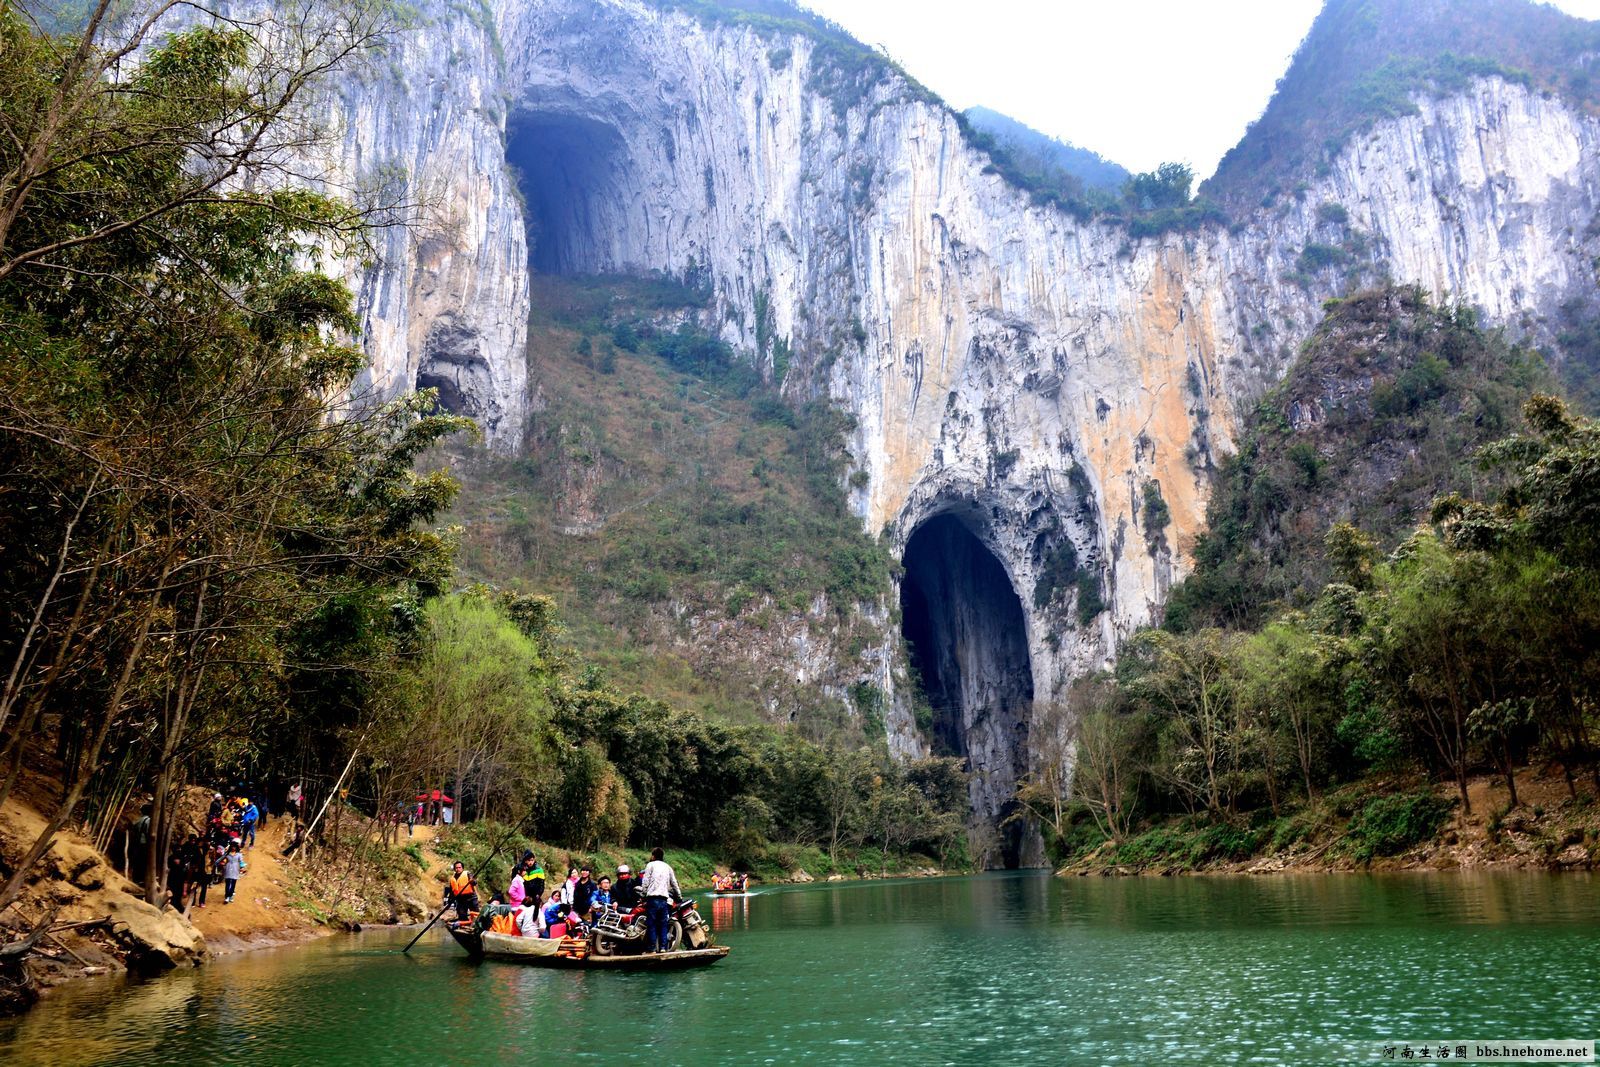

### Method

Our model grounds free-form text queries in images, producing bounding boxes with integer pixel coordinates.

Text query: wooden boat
[448,924,561,961]
[539,945,730,970]
[448,923,730,970]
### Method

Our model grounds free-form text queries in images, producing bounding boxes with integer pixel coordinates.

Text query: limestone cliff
[285,0,1600,854]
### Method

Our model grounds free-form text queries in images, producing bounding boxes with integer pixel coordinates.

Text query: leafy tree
[1066,681,1141,842]
[1124,162,1193,211]
[0,3,457,906]
[1120,629,1248,816]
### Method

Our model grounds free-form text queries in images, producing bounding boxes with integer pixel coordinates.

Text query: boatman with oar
[446,861,478,925]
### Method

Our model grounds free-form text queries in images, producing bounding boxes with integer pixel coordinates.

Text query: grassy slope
[434,275,890,733]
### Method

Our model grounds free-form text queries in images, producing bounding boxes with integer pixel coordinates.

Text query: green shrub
[1344,792,1454,862]
[1033,539,1081,609]
[1297,242,1348,273]
[1075,572,1106,625]
[1141,480,1170,534]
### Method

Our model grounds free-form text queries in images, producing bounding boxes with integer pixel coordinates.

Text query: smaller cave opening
[415,368,468,415]
[899,513,1036,868]
[506,111,625,274]
[414,314,491,421]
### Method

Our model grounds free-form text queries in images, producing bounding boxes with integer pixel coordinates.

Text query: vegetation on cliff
[1031,291,1600,872]
[1206,0,1600,211]
[437,274,895,730]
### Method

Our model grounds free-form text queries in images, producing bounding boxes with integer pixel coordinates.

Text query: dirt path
[183,818,324,952]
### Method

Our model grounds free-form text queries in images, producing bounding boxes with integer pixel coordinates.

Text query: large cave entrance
[899,513,1036,868]
[506,111,625,274]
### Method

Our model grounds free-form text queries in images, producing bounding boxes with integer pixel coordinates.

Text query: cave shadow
[899,512,1036,868]
[505,110,625,275]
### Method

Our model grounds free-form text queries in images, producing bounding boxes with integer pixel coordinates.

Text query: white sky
[800,0,1600,179]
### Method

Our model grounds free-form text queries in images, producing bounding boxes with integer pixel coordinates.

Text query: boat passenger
[613,864,639,910]
[640,847,682,953]
[543,900,572,939]
[516,902,541,938]
[523,856,546,903]
[573,867,596,918]
[507,869,527,907]
[592,877,612,911]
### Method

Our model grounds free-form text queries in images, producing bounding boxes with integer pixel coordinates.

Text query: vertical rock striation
[293,0,1600,848]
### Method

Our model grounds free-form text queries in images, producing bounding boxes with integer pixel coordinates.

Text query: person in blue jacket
[240,799,260,849]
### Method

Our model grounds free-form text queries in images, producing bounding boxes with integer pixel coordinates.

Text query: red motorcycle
[589,897,709,955]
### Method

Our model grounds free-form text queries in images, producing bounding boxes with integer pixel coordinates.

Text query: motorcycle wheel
[590,933,615,956]
[665,919,683,952]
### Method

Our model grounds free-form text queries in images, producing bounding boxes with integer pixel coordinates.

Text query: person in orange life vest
[445,862,478,922]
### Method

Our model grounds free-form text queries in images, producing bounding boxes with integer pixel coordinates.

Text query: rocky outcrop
[284,0,1600,845]
[0,798,206,990]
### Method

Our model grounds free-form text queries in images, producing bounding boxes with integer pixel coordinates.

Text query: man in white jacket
[639,847,682,953]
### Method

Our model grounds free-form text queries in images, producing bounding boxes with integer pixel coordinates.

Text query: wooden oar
[401,897,456,955]
[401,808,536,954]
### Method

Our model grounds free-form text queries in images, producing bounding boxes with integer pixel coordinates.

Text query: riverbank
[0,781,447,1013]
[1059,770,1599,878]
[0,781,957,1016]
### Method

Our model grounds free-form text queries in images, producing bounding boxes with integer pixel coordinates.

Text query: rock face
[0,800,207,977]
[299,0,1600,852]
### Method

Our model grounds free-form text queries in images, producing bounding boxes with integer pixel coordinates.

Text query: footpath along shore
[0,789,449,1014]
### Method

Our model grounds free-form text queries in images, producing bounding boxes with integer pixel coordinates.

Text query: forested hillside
[1164,287,1551,631]
[1045,290,1600,873]
[1206,0,1600,211]
[960,107,1129,193]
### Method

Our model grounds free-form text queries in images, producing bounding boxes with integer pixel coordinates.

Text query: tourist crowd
[450,848,684,953]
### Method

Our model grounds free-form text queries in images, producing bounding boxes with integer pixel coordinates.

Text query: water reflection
[2,871,1597,1066]
[710,893,748,931]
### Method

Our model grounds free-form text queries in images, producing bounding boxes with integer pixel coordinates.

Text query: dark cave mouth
[899,513,1035,868]
[506,110,625,274]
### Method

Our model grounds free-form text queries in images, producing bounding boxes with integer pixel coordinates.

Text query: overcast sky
[800,0,1600,179]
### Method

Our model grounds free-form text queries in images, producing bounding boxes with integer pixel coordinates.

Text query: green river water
[0,871,1595,1065]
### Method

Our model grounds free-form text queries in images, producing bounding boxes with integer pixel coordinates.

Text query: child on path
[222,842,244,904]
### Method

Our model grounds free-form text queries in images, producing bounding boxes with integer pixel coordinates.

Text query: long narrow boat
[447,924,730,970]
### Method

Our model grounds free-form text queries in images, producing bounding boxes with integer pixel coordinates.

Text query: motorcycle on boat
[590,897,710,955]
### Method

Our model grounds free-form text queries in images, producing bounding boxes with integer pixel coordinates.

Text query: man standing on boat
[639,847,681,953]
[446,862,478,925]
